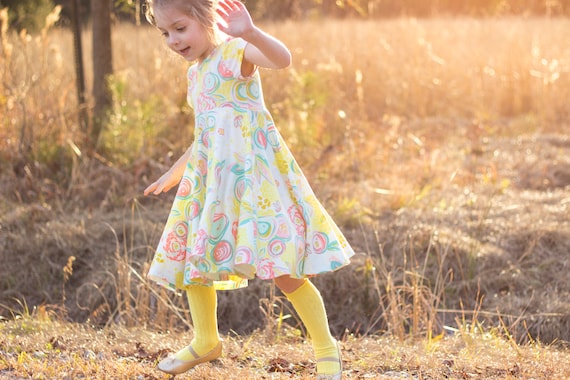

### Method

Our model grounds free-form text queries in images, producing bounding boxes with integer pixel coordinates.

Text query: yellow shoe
[316,341,342,380]
[157,342,222,375]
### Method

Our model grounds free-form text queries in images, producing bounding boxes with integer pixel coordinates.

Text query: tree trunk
[71,0,88,132]
[90,0,113,150]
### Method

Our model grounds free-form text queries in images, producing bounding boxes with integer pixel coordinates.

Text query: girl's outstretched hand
[144,170,180,196]
[216,0,255,38]
[144,144,192,196]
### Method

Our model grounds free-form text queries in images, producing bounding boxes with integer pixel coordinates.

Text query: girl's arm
[216,0,292,71]
[241,27,292,70]
[144,144,192,196]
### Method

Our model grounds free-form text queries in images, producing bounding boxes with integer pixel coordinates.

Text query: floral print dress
[148,38,354,290]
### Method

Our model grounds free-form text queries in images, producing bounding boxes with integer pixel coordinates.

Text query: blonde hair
[144,0,221,44]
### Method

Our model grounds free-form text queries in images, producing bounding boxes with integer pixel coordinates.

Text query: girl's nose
[167,35,178,47]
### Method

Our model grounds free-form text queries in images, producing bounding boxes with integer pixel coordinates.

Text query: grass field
[2,315,570,379]
[1,12,570,379]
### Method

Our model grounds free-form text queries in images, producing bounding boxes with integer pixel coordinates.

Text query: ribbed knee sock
[284,280,340,375]
[174,285,220,361]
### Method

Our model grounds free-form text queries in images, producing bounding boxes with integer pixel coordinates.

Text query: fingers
[217,0,245,18]
[217,0,230,13]
[216,0,232,18]
[218,0,239,13]
[143,182,159,196]
[232,0,246,11]
[144,175,179,195]
[216,0,252,37]
[216,21,227,34]
[162,182,175,193]
[144,180,167,196]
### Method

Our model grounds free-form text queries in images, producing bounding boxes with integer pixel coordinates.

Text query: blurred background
[2,0,570,32]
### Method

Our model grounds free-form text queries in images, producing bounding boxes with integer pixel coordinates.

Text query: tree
[90,0,113,150]
[70,0,87,131]
[0,0,54,32]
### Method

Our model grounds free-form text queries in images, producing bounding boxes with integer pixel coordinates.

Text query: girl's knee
[274,275,306,294]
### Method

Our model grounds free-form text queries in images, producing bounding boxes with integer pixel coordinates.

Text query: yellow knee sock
[284,280,340,375]
[174,285,220,361]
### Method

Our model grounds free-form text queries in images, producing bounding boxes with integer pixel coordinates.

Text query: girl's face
[154,5,214,62]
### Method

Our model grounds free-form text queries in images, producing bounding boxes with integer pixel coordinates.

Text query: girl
[143,1,354,378]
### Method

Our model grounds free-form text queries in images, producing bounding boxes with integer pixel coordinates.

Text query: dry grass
[1,12,570,379]
[1,314,570,379]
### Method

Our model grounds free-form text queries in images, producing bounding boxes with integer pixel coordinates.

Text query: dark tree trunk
[70,0,88,132]
[90,0,113,150]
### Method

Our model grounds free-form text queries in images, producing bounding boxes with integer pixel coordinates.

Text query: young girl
[143,1,354,378]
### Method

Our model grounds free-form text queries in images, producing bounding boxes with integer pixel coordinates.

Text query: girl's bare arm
[216,0,292,71]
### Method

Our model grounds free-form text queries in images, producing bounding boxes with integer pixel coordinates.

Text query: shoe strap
[317,356,340,363]
[317,342,341,364]
[186,345,199,360]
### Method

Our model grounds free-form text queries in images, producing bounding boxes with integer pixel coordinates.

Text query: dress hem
[147,260,352,291]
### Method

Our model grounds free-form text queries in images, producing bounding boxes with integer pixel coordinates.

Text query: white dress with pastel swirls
[148,38,354,290]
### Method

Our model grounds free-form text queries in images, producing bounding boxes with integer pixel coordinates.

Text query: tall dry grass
[1,12,570,346]
[3,17,569,191]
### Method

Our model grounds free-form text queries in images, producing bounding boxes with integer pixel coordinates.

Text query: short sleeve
[218,38,249,79]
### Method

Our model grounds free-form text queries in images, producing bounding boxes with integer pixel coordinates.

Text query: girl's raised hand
[216,0,255,38]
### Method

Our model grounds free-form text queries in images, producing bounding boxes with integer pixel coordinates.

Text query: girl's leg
[182,284,221,356]
[275,275,341,376]
[157,285,221,374]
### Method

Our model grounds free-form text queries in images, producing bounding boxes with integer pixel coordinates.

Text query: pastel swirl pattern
[148,38,354,291]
